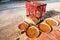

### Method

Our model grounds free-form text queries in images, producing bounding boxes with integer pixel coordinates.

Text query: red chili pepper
[26,1,46,18]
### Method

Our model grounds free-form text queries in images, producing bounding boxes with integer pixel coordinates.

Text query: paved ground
[0,1,60,40]
[0,2,26,40]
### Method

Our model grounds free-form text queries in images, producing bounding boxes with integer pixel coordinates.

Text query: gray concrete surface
[0,2,26,40]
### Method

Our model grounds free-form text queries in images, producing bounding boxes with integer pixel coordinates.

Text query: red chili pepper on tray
[26,1,46,18]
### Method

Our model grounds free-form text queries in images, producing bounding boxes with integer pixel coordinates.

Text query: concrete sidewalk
[0,2,25,11]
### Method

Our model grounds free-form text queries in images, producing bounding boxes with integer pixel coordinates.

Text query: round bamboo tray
[38,23,52,33]
[26,25,41,38]
[45,18,59,27]
[18,21,29,30]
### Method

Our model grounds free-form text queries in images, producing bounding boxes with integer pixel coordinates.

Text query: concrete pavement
[0,2,26,40]
[0,2,25,11]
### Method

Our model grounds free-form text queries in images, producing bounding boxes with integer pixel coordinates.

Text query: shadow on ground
[45,10,60,18]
